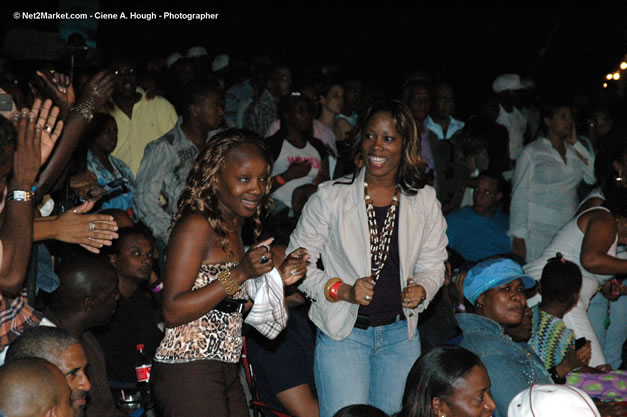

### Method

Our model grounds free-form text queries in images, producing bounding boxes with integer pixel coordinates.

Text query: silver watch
[6,190,33,202]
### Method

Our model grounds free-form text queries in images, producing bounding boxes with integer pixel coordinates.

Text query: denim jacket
[457,313,552,417]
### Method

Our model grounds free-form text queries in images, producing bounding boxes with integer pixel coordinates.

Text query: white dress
[510,138,595,262]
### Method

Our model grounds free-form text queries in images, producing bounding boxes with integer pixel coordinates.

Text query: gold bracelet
[70,96,95,122]
[324,277,343,303]
[216,269,242,296]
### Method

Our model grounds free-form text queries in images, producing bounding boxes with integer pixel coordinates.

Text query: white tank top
[524,206,618,285]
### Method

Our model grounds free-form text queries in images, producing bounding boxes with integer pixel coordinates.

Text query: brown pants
[152,360,249,417]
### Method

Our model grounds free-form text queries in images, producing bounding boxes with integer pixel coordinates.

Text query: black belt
[214,298,246,314]
[354,313,405,329]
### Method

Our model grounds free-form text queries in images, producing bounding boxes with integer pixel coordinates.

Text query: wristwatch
[6,190,34,202]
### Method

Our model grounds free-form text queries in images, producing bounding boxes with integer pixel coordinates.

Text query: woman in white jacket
[287,100,448,417]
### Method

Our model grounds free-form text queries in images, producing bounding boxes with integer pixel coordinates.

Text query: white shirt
[496,104,527,160]
[271,140,321,209]
[510,138,595,240]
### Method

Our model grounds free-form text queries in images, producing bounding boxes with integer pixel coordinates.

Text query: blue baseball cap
[463,258,536,305]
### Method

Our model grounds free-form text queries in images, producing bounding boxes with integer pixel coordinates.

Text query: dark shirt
[94,289,163,384]
[359,204,402,320]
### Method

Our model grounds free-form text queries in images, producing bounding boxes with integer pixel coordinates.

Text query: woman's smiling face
[361,111,403,184]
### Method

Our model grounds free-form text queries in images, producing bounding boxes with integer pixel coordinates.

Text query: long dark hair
[399,346,484,417]
[173,129,273,253]
[341,100,427,195]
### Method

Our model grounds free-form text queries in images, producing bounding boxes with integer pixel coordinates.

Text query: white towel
[244,268,288,339]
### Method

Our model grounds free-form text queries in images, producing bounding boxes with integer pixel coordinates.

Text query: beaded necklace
[364,182,399,283]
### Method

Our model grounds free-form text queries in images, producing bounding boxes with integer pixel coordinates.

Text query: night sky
[3,2,627,109]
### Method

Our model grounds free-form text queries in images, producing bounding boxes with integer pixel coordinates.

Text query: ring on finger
[44,124,52,133]
[290,269,300,276]
[87,236,94,241]
[257,243,271,252]
[363,295,372,302]
[88,221,96,231]
[259,255,269,264]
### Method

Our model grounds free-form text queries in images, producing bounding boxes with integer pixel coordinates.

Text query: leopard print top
[154,262,247,364]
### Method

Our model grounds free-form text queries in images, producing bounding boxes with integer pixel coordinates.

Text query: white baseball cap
[508,384,600,417]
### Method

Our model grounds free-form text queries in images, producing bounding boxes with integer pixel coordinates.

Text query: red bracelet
[275,175,286,185]
[329,280,342,301]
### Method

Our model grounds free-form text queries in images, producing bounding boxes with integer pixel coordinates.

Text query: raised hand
[30,98,63,165]
[279,247,310,286]
[56,201,119,253]
[234,237,276,280]
[10,107,41,190]
[35,69,75,117]
[77,70,114,112]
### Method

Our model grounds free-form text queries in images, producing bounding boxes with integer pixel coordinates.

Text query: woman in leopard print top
[150,129,308,417]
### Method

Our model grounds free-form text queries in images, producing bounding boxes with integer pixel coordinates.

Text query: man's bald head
[0,357,73,417]
[49,254,119,325]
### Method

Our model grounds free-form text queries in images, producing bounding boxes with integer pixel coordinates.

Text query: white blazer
[287,168,448,341]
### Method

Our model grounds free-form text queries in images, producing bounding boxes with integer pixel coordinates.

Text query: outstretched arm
[34,71,113,203]
[0,109,41,294]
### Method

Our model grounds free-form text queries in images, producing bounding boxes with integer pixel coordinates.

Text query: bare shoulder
[576,197,604,216]
[168,212,214,253]
[579,207,614,231]
[171,212,211,235]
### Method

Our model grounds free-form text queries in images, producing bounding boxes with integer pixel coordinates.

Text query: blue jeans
[314,320,421,417]
[588,292,627,369]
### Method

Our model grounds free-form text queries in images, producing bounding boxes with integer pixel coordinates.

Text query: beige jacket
[287,168,448,341]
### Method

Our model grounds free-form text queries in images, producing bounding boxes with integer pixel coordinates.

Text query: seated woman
[398,345,496,417]
[266,93,329,215]
[523,182,627,367]
[457,258,549,417]
[85,113,136,214]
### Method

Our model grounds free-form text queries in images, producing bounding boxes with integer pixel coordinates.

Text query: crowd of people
[0,36,626,417]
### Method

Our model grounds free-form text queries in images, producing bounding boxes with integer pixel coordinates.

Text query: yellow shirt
[108,91,178,175]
